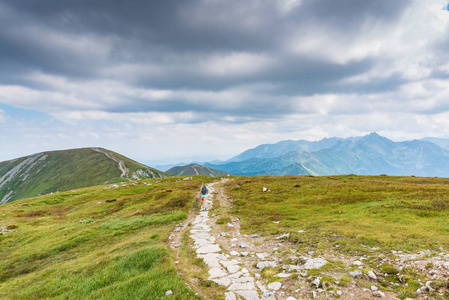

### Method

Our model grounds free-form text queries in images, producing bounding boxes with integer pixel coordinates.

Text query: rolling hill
[207,133,449,177]
[166,163,229,177]
[0,147,166,204]
[0,177,205,299]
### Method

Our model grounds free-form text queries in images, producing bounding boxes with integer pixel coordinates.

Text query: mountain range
[207,133,449,177]
[0,147,165,204]
[166,163,229,177]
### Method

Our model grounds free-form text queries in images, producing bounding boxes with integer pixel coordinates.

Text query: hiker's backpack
[201,186,207,194]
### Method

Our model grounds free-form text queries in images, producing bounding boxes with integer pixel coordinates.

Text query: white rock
[230,238,239,242]
[304,258,327,269]
[227,223,235,228]
[371,286,378,291]
[256,253,268,260]
[257,261,277,270]
[230,251,239,256]
[286,297,297,300]
[373,291,385,298]
[267,282,282,290]
[227,265,240,273]
[225,291,237,300]
[209,268,228,279]
[262,291,276,300]
[312,277,321,288]
[236,290,259,300]
[297,230,306,234]
[353,260,363,266]
[368,270,377,280]
[443,262,449,270]
[239,242,248,248]
[349,270,363,277]
[228,281,256,291]
[275,233,290,239]
[165,290,173,296]
[214,277,232,286]
[240,251,249,256]
[197,244,221,254]
[336,290,342,296]
[255,273,261,280]
[234,277,255,284]
[277,272,291,278]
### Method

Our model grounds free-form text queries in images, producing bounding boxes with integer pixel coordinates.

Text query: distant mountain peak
[167,163,229,177]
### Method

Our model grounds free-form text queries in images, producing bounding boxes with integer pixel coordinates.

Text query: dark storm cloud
[0,0,423,121]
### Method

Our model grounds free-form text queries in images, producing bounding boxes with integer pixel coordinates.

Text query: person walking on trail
[200,183,208,211]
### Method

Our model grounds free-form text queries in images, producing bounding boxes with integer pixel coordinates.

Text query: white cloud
[200,52,275,77]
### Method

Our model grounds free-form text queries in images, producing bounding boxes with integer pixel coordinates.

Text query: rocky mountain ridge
[207,133,449,177]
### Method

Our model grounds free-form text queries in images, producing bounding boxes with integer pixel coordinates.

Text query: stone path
[190,180,261,300]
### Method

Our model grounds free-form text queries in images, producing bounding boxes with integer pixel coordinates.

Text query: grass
[224,175,449,254]
[0,176,212,299]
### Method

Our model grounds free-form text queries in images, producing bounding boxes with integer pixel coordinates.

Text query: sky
[1,0,449,165]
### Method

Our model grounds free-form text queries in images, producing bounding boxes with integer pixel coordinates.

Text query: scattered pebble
[368,270,377,280]
[267,282,282,291]
[352,260,363,266]
[349,271,363,278]
[372,290,385,298]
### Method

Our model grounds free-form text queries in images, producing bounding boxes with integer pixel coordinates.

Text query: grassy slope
[0,148,166,203]
[0,177,210,300]
[225,175,449,253]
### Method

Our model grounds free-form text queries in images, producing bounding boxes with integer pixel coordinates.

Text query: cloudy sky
[1,0,449,165]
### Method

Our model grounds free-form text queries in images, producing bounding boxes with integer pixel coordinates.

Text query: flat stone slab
[236,290,260,300]
[276,272,291,278]
[213,277,232,286]
[225,292,237,300]
[267,282,282,291]
[256,253,268,260]
[197,244,221,254]
[209,267,228,279]
[234,276,255,283]
[304,258,327,269]
[228,281,256,291]
[227,265,241,273]
[201,253,221,268]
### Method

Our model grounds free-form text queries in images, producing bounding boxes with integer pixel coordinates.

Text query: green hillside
[0,148,166,204]
[217,175,449,298]
[0,177,209,299]
[224,175,449,252]
[166,163,229,177]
